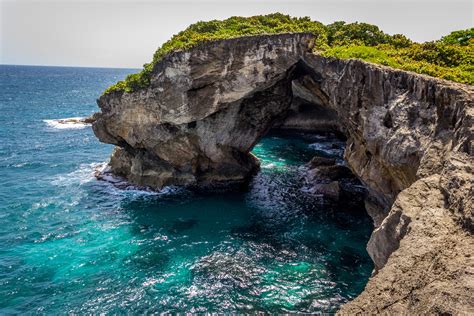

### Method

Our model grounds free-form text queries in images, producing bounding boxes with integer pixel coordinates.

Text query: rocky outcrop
[93,33,314,188]
[302,53,473,314]
[93,33,473,314]
[306,158,365,204]
[339,175,474,315]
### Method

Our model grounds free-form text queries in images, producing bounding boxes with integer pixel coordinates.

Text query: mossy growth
[103,14,473,95]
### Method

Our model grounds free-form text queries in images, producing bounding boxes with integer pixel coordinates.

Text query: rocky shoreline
[92,33,473,314]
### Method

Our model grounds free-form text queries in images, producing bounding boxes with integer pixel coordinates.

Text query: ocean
[0,65,373,313]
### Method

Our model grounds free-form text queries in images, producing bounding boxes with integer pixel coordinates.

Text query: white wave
[94,164,181,197]
[262,163,277,169]
[13,162,27,168]
[308,142,345,156]
[51,162,104,186]
[44,117,91,130]
[51,162,190,200]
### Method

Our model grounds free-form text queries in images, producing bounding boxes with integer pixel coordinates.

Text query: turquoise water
[0,65,373,313]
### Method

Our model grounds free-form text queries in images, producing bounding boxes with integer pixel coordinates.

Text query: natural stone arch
[93,34,316,189]
[93,33,474,314]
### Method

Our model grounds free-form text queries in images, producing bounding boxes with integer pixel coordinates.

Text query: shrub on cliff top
[103,15,473,95]
[322,28,474,84]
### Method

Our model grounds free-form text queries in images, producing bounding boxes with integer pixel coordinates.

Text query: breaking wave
[44,117,91,130]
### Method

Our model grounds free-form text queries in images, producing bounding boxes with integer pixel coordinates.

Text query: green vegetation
[104,14,473,95]
[104,14,326,94]
[322,25,473,84]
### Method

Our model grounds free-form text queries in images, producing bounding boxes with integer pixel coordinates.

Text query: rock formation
[93,33,473,314]
[303,41,473,316]
[93,33,314,189]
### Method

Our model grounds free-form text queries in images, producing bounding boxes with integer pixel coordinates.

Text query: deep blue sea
[0,65,373,313]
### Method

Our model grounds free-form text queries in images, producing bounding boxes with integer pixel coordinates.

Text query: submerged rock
[92,33,474,314]
[306,157,366,205]
[309,181,341,200]
[308,155,336,168]
[308,164,355,181]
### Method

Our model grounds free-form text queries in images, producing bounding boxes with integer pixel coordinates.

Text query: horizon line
[0,63,140,70]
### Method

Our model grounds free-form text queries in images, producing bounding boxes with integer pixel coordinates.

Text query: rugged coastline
[92,33,473,314]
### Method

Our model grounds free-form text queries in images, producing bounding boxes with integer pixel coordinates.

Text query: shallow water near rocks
[0,65,373,313]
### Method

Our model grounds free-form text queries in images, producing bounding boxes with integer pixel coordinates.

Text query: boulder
[308,155,336,168]
[309,181,340,200]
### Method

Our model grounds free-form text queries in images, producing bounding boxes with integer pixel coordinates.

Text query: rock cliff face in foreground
[303,47,473,315]
[93,33,473,314]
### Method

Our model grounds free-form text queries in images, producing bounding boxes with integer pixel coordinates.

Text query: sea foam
[44,117,91,130]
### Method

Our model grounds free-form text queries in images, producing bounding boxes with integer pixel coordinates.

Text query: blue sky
[1,0,472,68]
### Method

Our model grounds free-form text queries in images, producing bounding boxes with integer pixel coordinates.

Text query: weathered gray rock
[308,164,355,181]
[301,52,473,314]
[93,33,474,314]
[340,175,474,315]
[93,33,314,188]
[309,181,341,200]
[308,155,337,168]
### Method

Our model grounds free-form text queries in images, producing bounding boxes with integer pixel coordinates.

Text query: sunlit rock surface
[93,33,313,188]
[93,33,473,314]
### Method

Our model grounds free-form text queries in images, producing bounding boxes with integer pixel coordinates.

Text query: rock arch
[92,33,473,314]
[93,34,315,189]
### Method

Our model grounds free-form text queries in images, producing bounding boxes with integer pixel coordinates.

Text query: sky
[1,0,472,68]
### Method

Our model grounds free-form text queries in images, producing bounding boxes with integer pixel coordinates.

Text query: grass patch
[321,44,473,84]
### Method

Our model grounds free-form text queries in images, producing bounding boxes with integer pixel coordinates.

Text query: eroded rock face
[93,33,314,188]
[93,33,474,314]
[339,175,474,315]
[301,54,473,314]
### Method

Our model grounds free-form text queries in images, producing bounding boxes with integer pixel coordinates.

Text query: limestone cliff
[303,50,473,316]
[93,33,473,314]
[93,33,314,188]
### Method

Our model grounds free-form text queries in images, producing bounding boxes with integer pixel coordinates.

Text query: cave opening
[240,59,370,220]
